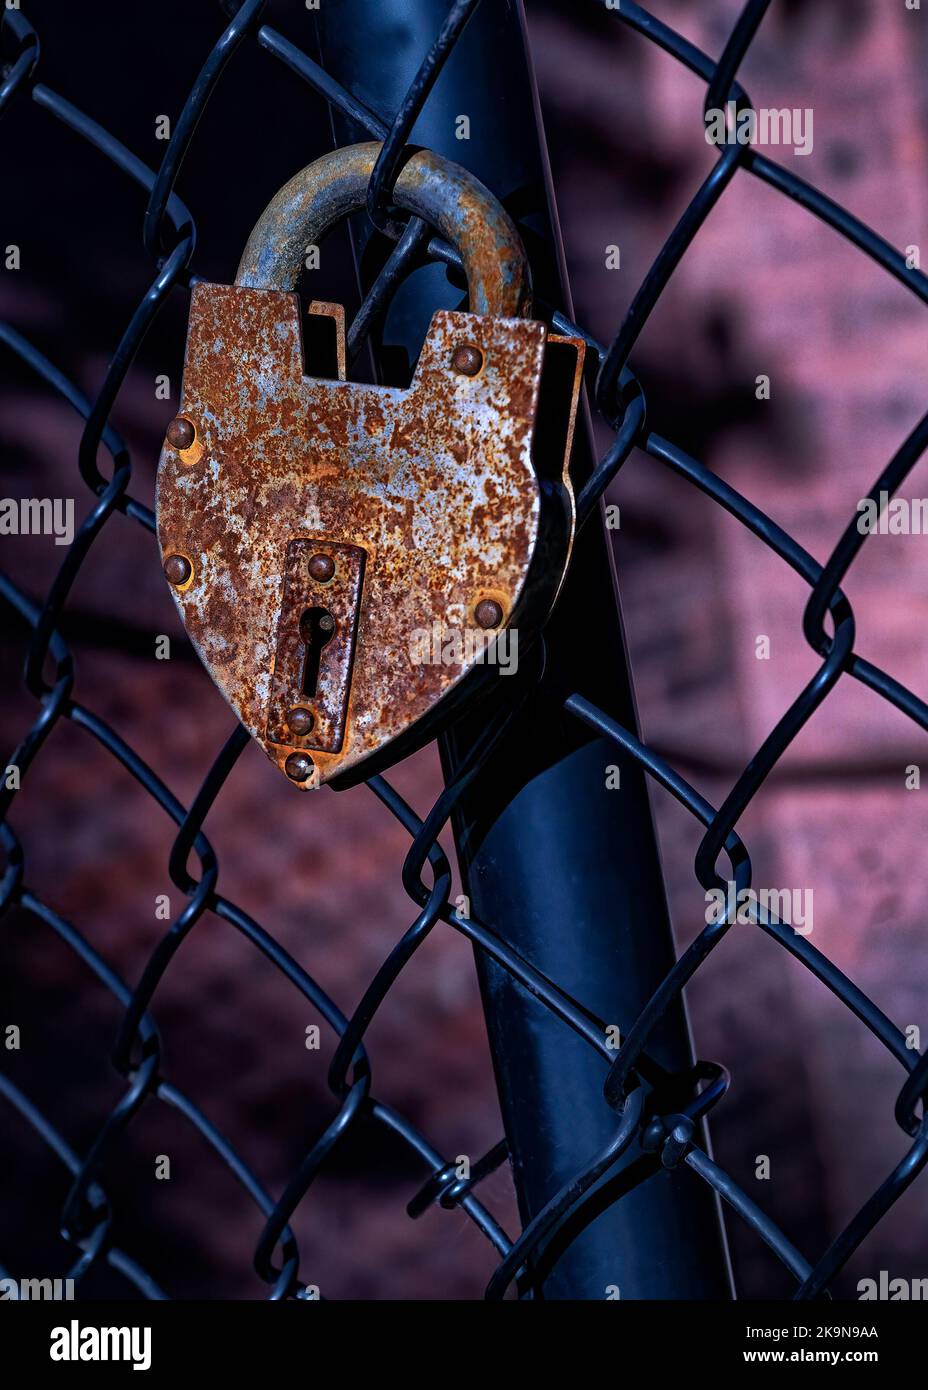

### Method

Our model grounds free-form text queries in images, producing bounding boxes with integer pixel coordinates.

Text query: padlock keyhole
[299,607,335,698]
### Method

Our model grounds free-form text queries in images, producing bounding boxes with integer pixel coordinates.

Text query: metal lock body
[157,142,584,788]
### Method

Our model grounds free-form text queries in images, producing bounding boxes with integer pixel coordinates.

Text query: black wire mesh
[1,0,927,1301]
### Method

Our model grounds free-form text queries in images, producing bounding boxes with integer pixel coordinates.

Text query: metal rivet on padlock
[474,599,503,630]
[156,142,586,789]
[307,553,335,584]
[287,707,315,736]
[166,416,196,451]
[163,553,192,587]
[451,344,484,377]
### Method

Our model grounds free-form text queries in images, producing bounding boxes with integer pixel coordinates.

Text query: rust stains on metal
[265,538,365,755]
[156,287,585,788]
[237,143,530,320]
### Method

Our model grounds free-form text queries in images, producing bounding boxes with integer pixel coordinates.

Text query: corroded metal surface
[265,538,366,755]
[237,142,530,318]
[157,142,581,788]
[156,284,582,787]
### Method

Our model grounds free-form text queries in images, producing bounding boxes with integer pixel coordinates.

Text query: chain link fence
[1,0,927,1300]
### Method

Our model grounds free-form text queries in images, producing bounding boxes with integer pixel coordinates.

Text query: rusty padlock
[157,142,584,789]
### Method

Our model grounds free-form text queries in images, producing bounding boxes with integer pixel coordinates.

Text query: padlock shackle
[236,142,531,319]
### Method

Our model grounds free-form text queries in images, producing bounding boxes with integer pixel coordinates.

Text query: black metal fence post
[312,0,732,1298]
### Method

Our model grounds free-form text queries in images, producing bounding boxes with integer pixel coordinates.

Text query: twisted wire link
[1,0,926,1300]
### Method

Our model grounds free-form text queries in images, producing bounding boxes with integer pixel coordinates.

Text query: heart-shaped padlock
[157,142,584,789]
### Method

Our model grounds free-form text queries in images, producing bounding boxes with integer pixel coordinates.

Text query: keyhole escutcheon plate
[266,539,366,754]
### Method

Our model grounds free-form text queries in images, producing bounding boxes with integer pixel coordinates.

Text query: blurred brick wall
[534,0,928,1296]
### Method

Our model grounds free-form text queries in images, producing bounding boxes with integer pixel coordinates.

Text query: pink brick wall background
[538,0,928,1296]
